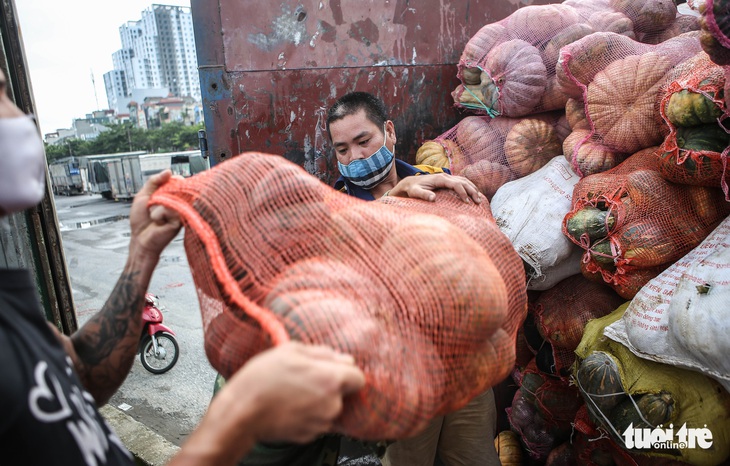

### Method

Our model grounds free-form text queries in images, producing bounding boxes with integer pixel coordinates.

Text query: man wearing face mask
[327,91,500,466]
[329,92,482,204]
[0,68,365,466]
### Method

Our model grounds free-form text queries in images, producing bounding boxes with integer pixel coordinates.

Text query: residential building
[105,4,201,112]
[103,70,128,113]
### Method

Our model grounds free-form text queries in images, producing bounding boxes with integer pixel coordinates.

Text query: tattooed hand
[63,171,181,405]
[128,170,182,263]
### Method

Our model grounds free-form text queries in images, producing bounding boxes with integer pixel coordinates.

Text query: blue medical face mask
[337,124,394,190]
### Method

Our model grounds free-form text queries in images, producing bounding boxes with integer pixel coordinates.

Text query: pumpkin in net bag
[149,152,527,440]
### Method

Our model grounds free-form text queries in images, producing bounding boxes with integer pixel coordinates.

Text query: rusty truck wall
[191,0,556,184]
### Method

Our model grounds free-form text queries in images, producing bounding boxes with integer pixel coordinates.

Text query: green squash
[665,89,723,127]
[590,240,616,269]
[577,351,627,415]
[566,207,616,243]
[610,391,675,438]
[520,370,545,406]
[676,124,730,153]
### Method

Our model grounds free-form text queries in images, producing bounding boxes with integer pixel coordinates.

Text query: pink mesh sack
[149,152,527,440]
[422,112,569,199]
[558,32,703,176]
[454,0,684,118]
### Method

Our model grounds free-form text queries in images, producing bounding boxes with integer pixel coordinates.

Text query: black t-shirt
[0,269,134,466]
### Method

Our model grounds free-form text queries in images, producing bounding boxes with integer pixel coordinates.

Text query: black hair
[326,91,388,136]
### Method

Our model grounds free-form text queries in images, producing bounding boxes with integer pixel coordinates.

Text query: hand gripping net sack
[148,152,527,441]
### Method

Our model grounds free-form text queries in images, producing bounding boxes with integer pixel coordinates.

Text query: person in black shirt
[0,68,364,466]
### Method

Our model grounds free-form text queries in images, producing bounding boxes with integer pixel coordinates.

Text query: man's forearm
[70,252,158,405]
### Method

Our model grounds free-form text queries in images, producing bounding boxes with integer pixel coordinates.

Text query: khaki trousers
[381,388,500,466]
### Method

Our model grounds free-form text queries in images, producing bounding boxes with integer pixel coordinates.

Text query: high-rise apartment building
[105,4,200,112]
[103,70,128,112]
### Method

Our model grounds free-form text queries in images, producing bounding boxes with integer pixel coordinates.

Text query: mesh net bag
[425,112,568,199]
[639,11,701,45]
[454,1,686,118]
[148,152,527,441]
[562,146,730,299]
[506,390,557,462]
[534,274,626,351]
[699,0,730,65]
[519,359,583,433]
[657,51,730,194]
[558,31,703,176]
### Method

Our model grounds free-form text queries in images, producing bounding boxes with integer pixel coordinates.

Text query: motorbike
[139,293,179,374]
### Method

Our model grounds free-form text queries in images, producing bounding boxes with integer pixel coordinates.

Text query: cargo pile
[415,0,730,463]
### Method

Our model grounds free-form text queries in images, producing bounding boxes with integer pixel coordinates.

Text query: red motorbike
[139,293,179,374]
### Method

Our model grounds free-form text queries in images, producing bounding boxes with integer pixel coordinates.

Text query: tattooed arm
[54,171,181,405]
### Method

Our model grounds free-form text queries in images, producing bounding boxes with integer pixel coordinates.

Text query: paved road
[55,193,214,445]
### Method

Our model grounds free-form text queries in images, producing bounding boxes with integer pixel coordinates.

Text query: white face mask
[0,116,46,214]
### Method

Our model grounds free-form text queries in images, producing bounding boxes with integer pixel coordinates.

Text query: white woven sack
[605,216,730,392]
[491,156,583,291]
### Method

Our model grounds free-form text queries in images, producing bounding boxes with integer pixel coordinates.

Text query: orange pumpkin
[415,141,450,168]
[461,159,515,199]
[587,11,636,38]
[644,14,700,44]
[504,118,562,177]
[494,430,523,466]
[542,23,595,70]
[481,39,547,117]
[556,32,638,100]
[460,23,509,65]
[554,114,572,143]
[586,52,672,153]
[563,129,628,176]
[453,116,509,171]
[537,75,570,113]
[609,0,677,34]
[565,98,589,131]
[506,4,581,47]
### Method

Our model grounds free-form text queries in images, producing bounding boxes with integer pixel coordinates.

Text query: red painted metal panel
[192,0,559,181]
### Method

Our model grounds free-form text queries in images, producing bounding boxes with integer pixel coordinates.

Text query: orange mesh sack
[557,31,703,176]
[149,152,527,441]
[657,51,730,193]
[562,147,730,299]
[534,274,626,352]
[430,112,569,199]
[455,1,687,118]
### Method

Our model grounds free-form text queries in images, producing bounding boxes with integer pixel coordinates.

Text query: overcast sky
[16,0,191,136]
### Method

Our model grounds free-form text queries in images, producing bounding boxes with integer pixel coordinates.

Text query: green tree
[44,121,204,162]
[44,138,91,162]
[86,123,148,154]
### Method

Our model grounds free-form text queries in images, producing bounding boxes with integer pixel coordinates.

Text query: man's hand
[223,342,365,443]
[169,342,365,466]
[129,170,182,260]
[387,173,483,204]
